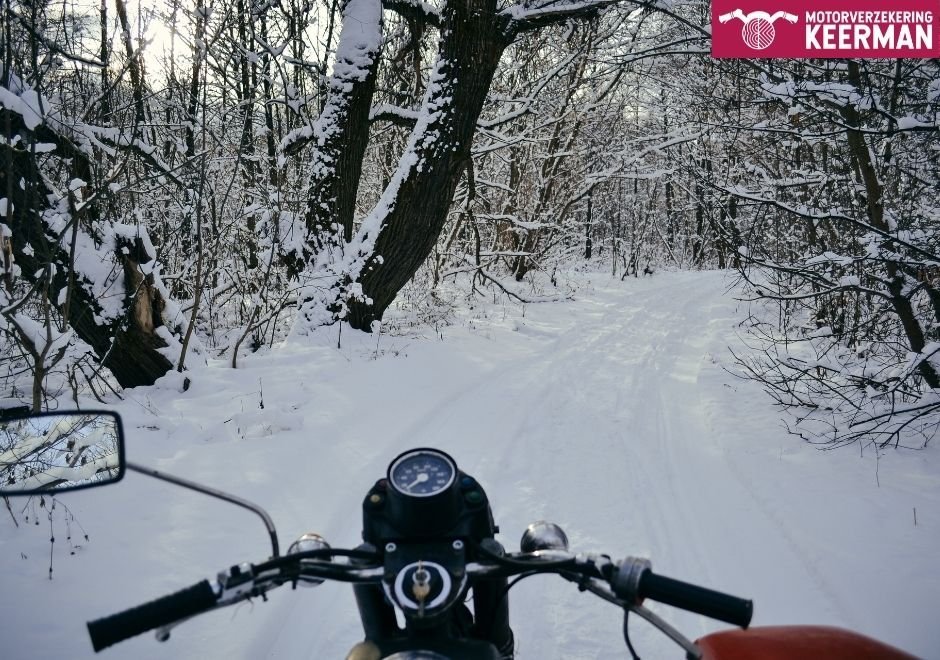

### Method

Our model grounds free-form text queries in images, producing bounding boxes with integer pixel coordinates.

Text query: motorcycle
[0,411,917,659]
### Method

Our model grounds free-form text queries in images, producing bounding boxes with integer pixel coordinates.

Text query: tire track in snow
[262,272,851,657]
[424,272,852,654]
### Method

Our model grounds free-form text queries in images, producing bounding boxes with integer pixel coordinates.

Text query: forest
[1,0,938,449]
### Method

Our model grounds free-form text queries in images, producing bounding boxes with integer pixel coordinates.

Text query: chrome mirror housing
[520,521,569,553]
[287,532,331,586]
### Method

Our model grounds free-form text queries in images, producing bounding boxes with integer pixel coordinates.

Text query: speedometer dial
[388,449,457,498]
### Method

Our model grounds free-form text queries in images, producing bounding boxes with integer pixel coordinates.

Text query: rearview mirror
[0,411,125,496]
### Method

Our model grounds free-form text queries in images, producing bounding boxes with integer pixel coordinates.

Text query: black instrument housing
[354,455,512,657]
[360,469,498,545]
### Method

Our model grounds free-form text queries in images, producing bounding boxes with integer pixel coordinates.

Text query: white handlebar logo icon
[718,10,798,50]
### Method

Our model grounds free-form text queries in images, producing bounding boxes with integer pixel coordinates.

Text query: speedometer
[388,449,457,498]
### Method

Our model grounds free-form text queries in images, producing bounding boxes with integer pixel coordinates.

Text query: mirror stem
[126,462,280,558]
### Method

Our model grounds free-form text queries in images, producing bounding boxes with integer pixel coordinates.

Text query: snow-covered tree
[722,59,940,446]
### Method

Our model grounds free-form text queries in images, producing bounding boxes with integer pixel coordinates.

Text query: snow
[500,0,611,23]
[14,454,120,491]
[0,422,65,466]
[3,312,73,362]
[1,271,937,657]
[369,103,422,123]
[0,65,182,334]
[896,115,933,130]
[332,0,382,83]
[0,81,44,130]
[806,251,855,267]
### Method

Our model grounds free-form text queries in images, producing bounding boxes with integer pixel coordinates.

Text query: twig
[3,496,18,527]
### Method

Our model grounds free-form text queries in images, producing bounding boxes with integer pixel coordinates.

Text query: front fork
[471,573,514,658]
[471,539,513,658]
[350,542,515,659]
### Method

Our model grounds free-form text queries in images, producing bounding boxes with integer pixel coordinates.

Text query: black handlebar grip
[87,580,217,652]
[638,571,753,628]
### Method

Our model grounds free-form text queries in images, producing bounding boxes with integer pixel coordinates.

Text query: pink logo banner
[711,0,940,58]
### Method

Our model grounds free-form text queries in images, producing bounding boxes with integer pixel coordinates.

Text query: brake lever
[631,603,701,660]
[578,579,701,659]
[153,608,220,643]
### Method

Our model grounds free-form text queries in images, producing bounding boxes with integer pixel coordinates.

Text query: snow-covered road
[3,271,937,658]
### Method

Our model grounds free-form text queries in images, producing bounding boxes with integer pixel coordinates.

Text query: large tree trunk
[344,0,507,329]
[278,0,384,280]
[303,0,383,247]
[290,0,611,333]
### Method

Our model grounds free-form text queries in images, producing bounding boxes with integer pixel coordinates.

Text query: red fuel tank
[697,625,918,660]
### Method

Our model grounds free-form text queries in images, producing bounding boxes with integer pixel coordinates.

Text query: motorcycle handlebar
[85,549,753,652]
[287,552,753,628]
[638,570,753,628]
[87,580,218,652]
[608,557,752,628]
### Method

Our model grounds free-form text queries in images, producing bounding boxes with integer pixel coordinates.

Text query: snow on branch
[720,186,940,264]
[477,49,579,129]
[447,256,570,303]
[370,103,422,127]
[278,0,382,163]
[383,0,441,25]
[0,64,44,130]
[278,125,314,158]
[1,67,203,384]
[1,65,183,189]
[4,8,106,68]
[501,0,620,36]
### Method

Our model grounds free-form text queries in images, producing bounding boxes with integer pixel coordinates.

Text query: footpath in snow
[1,270,937,658]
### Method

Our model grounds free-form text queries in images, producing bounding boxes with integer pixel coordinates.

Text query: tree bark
[113,0,147,134]
[303,0,383,249]
[344,0,508,329]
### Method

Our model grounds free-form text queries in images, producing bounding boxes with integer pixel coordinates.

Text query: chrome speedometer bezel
[387,448,457,499]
